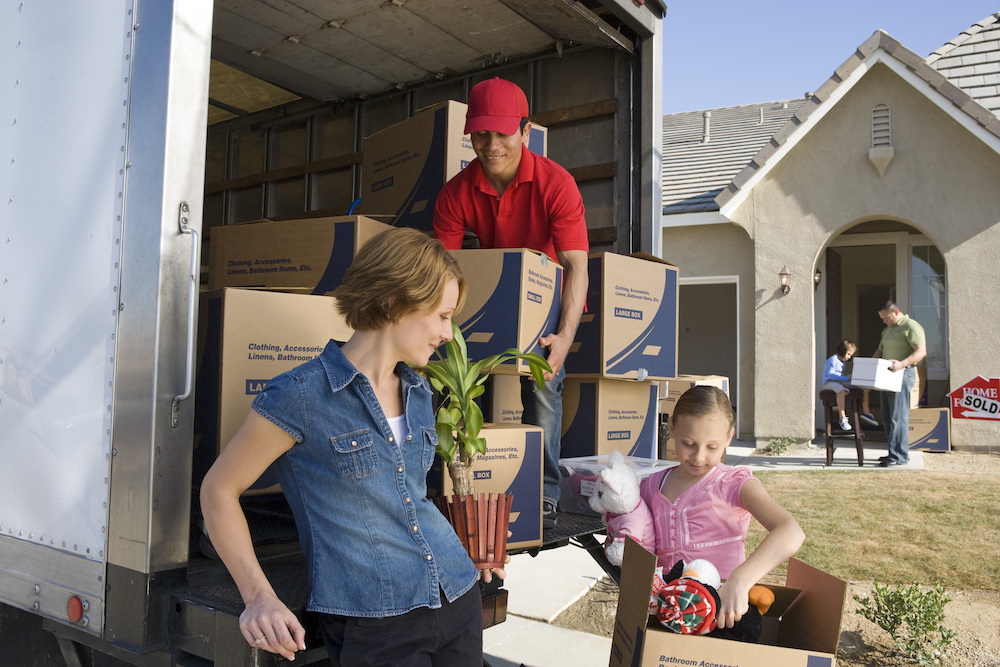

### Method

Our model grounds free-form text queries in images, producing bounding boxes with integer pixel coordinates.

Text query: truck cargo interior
[2,1,665,665]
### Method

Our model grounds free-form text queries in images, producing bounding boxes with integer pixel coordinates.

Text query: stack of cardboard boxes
[197,217,392,492]
[560,252,679,460]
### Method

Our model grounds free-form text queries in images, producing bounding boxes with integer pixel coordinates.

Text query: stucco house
[660,13,1000,453]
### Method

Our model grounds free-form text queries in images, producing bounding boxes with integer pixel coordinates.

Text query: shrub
[763,436,794,454]
[854,581,955,665]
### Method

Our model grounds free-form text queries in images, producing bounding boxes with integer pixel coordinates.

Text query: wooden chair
[819,388,865,466]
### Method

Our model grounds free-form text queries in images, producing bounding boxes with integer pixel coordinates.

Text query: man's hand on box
[538,331,572,379]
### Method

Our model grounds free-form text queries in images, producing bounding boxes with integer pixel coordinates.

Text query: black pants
[318,585,483,667]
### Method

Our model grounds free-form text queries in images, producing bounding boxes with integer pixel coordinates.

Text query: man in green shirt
[873,300,926,467]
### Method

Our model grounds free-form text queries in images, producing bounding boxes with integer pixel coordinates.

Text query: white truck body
[1,1,663,664]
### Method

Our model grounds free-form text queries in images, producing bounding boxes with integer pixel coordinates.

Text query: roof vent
[869,103,894,177]
[702,111,711,143]
[758,107,764,124]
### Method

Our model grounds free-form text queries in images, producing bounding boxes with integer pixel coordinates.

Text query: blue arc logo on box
[607,430,631,440]
[246,379,269,395]
[614,307,643,320]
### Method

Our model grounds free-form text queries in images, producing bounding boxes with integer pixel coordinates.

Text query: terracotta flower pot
[433,492,512,570]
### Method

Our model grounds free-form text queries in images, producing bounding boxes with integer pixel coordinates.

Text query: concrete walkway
[483,433,926,667]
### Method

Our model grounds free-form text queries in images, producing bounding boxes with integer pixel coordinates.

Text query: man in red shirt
[434,78,589,529]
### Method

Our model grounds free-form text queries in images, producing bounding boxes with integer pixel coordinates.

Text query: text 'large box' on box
[909,407,951,451]
[566,252,679,380]
[426,424,543,550]
[557,455,676,517]
[450,248,562,374]
[194,288,354,493]
[207,215,392,293]
[358,100,547,231]
[611,539,846,667]
[657,375,730,461]
[561,378,658,459]
[850,357,903,392]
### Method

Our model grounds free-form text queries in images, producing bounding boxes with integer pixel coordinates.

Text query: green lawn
[747,469,1000,590]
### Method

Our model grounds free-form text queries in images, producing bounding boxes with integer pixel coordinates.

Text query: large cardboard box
[358,100,547,231]
[426,424,544,550]
[909,407,951,451]
[207,215,392,292]
[560,378,658,459]
[657,375,730,461]
[557,455,676,516]
[450,248,562,374]
[611,539,846,667]
[850,357,903,392]
[566,253,679,380]
[194,288,354,493]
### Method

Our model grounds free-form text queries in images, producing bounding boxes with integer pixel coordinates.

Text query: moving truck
[0,1,664,664]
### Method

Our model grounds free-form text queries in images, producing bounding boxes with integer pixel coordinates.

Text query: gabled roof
[661,100,804,214]
[927,13,1000,117]
[714,30,1000,216]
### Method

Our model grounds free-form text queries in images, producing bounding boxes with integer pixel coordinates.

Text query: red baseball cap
[464,78,529,136]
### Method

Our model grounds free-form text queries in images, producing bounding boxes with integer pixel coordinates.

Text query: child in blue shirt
[822,339,877,430]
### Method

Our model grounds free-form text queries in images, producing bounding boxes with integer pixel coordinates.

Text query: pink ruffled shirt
[639,464,754,579]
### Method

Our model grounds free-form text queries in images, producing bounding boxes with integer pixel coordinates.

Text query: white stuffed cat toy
[587,451,655,566]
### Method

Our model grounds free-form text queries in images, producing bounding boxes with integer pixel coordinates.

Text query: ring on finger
[255,636,265,645]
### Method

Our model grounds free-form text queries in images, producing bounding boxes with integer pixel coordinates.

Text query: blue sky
[662,1,999,114]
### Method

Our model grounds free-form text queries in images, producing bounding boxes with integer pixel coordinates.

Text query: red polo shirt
[433,146,589,255]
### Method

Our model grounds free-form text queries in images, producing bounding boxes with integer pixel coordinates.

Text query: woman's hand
[240,593,307,661]
[479,534,512,583]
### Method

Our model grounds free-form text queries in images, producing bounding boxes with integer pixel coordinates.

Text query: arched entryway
[814,221,949,428]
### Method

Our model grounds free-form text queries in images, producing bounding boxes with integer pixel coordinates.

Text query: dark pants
[318,585,483,667]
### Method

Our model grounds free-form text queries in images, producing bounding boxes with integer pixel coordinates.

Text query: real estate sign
[948,376,1000,420]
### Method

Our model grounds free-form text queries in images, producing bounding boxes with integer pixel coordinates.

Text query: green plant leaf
[464,400,484,440]
[435,422,457,461]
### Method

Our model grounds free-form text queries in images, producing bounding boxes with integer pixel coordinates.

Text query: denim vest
[251,340,479,617]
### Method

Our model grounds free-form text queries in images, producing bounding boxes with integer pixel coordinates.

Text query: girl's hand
[716,580,750,630]
[240,593,307,661]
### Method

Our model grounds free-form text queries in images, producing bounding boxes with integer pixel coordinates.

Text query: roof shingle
[928,12,1000,115]
[661,100,804,213]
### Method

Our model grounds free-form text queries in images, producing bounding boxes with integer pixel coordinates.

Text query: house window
[872,104,891,147]
[910,244,947,375]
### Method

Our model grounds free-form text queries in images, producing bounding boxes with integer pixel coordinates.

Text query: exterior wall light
[814,268,822,290]
[779,266,792,295]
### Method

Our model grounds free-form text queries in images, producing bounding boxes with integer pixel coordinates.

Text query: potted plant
[420,321,551,568]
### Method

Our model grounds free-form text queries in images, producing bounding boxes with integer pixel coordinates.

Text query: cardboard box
[657,375,730,461]
[194,288,354,493]
[560,378,658,459]
[909,407,951,451]
[566,253,679,380]
[426,424,544,550]
[557,455,676,516]
[488,374,524,425]
[611,539,846,667]
[850,357,903,392]
[207,215,392,292]
[450,248,562,374]
[358,100,547,231]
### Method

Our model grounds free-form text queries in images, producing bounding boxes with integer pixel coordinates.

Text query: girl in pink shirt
[640,386,804,631]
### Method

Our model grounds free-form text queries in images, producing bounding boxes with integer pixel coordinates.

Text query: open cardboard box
[610,539,847,667]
